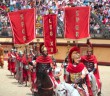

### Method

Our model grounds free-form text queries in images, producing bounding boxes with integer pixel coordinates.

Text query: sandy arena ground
[0,61,110,96]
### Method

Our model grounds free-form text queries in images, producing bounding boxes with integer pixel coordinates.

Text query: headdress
[68,46,80,63]
[86,39,93,52]
[40,43,47,54]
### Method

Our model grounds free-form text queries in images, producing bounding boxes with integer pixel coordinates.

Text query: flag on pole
[8,8,36,45]
[43,14,57,54]
[64,6,90,39]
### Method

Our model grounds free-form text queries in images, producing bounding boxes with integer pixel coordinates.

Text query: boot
[97,91,101,96]
[33,92,39,96]
[1,65,3,68]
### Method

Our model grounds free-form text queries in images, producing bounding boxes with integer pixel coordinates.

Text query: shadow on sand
[6,74,15,79]
[26,93,32,96]
[11,81,19,85]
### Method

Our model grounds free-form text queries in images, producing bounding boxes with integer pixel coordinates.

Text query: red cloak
[81,55,101,90]
[67,62,93,96]
[36,55,53,64]
[66,62,85,73]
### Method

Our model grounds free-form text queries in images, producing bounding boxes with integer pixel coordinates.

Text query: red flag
[43,14,57,54]
[64,6,90,39]
[8,8,36,45]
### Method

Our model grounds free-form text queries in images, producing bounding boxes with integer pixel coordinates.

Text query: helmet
[68,46,80,63]
[40,43,47,54]
[86,39,93,52]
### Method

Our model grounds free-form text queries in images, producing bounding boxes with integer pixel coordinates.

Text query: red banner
[64,6,90,39]
[43,14,57,54]
[8,8,36,45]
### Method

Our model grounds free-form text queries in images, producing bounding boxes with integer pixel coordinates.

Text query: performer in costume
[0,44,4,68]
[29,48,35,61]
[34,44,58,95]
[81,40,101,96]
[9,49,16,76]
[66,46,93,96]
[16,51,23,84]
[52,58,62,84]
[21,52,29,86]
[13,49,18,78]
[8,50,12,73]
[29,57,37,95]
[62,56,69,82]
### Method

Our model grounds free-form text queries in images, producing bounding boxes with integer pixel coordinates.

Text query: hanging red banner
[64,6,90,39]
[43,14,57,54]
[8,8,36,45]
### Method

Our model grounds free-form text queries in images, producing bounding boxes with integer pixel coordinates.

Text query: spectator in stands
[0,0,110,38]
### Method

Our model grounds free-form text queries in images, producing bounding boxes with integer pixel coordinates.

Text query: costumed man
[8,50,12,73]
[29,48,35,61]
[52,57,62,84]
[81,40,101,96]
[21,52,29,86]
[28,56,37,95]
[13,49,18,78]
[34,44,58,96]
[66,46,93,96]
[16,51,24,84]
[0,44,4,68]
[9,49,16,76]
[62,56,69,82]
[28,49,34,86]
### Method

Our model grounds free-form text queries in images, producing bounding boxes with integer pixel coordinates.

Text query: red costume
[8,51,16,74]
[36,55,57,89]
[29,61,37,93]
[67,62,85,73]
[67,62,93,96]
[0,46,4,68]
[21,54,29,82]
[8,52,11,71]
[81,39,101,93]
[66,46,93,96]
[16,53,23,82]
[30,68,36,88]
[81,55,101,91]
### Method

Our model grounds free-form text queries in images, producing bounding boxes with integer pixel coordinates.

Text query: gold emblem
[49,25,52,29]
[75,25,79,30]
[49,19,52,23]
[76,17,79,23]
[76,10,79,16]
[50,42,53,46]
[76,32,79,37]
[22,29,25,34]
[50,31,53,36]
[21,22,24,27]
[20,14,24,20]
[23,36,26,41]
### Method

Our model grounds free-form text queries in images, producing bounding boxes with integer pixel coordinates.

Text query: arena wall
[1,38,110,65]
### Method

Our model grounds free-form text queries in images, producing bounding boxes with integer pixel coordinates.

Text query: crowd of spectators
[0,0,110,38]
[0,0,35,36]
[89,0,110,37]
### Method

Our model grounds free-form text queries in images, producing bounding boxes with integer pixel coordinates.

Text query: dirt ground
[0,61,110,96]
